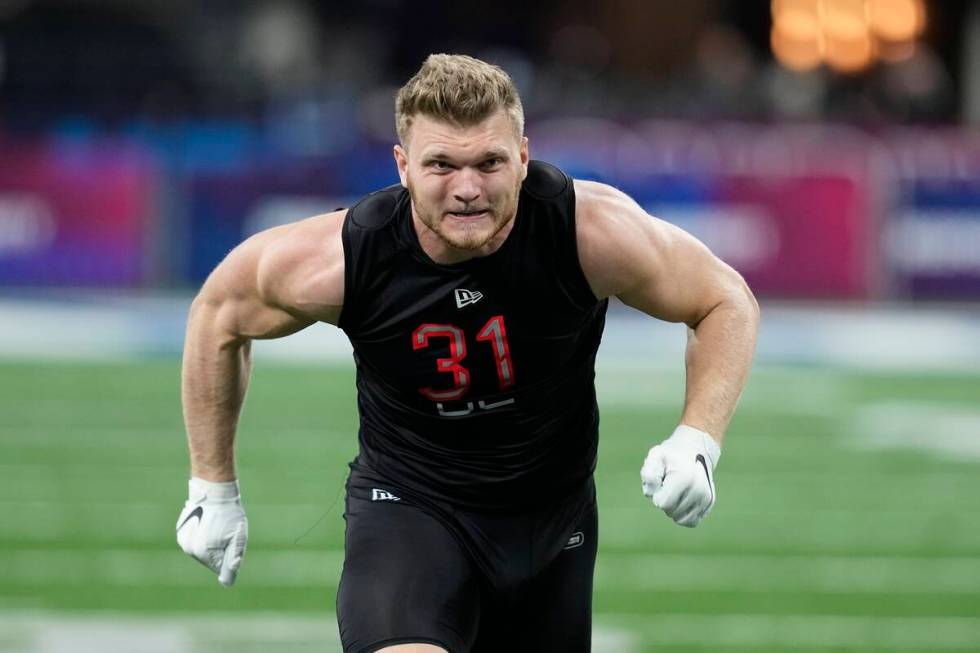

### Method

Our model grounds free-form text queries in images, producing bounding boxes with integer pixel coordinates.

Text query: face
[394,109,529,262]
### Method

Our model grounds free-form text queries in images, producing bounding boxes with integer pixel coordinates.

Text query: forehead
[406,110,519,158]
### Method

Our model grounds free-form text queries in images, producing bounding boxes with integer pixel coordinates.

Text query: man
[177,54,759,652]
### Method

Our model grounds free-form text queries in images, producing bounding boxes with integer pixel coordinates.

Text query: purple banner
[0,143,154,286]
[715,174,871,298]
[186,160,356,282]
[534,121,876,299]
[886,181,980,298]
[635,173,872,299]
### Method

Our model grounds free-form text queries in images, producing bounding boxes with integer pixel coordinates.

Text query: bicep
[577,181,738,328]
[618,217,733,326]
[192,229,315,345]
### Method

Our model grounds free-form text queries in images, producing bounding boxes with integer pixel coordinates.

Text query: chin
[435,215,499,248]
[440,228,495,251]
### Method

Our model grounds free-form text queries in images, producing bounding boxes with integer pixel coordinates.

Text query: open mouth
[447,210,489,220]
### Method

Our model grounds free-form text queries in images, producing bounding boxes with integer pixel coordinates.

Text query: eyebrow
[420,150,510,163]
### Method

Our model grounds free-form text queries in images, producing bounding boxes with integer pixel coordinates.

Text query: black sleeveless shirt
[338,160,608,509]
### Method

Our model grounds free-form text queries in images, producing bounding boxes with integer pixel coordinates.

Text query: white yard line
[0,426,353,443]
[594,552,980,594]
[0,550,344,587]
[2,611,979,652]
[852,401,980,461]
[0,612,635,653]
[2,295,980,372]
[4,549,980,595]
[596,362,857,415]
[599,613,980,650]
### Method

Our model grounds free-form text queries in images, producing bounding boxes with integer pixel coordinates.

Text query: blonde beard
[408,181,521,252]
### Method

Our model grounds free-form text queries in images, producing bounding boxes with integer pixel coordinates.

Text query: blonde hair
[395,53,524,145]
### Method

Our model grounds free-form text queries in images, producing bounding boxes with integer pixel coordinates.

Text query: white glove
[176,477,248,587]
[641,425,721,528]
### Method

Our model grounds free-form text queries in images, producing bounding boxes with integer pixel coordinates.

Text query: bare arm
[576,181,759,444]
[182,211,346,481]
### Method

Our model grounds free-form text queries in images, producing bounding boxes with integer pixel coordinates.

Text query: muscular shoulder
[574,179,744,325]
[255,209,346,325]
[574,180,668,301]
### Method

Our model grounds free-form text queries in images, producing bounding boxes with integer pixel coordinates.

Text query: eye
[480,158,501,170]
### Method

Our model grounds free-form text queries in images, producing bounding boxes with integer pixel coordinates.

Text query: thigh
[337,482,480,653]
[498,500,599,653]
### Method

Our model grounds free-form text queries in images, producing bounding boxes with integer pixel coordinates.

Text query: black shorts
[336,465,598,653]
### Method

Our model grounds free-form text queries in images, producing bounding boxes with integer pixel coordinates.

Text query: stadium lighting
[867,0,925,41]
[824,25,876,72]
[819,0,868,40]
[771,13,824,72]
[772,0,821,14]
[771,0,926,74]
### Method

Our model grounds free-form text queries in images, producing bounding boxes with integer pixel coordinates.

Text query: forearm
[182,299,252,482]
[679,284,759,443]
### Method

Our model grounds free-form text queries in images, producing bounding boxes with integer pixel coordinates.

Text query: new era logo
[455,288,483,309]
[564,532,584,550]
[371,488,401,502]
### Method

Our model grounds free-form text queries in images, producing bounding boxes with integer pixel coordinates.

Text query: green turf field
[2,360,979,652]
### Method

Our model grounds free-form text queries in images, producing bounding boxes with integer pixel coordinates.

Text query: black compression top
[338,160,608,509]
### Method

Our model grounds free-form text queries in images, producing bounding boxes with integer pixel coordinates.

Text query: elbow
[186,290,247,351]
[188,289,214,317]
[187,289,224,331]
[740,274,760,317]
[692,271,760,332]
[698,270,759,333]
[732,273,761,334]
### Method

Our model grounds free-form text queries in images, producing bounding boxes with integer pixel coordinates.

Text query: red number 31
[412,315,514,401]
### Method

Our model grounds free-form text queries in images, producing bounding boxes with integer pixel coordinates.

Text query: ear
[519,136,530,180]
[393,144,409,188]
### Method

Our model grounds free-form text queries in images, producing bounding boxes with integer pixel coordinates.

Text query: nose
[452,167,481,205]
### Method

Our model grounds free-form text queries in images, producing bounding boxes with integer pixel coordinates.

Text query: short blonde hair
[395,53,524,145]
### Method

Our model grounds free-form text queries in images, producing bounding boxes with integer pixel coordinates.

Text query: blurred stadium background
[1,1,979,651]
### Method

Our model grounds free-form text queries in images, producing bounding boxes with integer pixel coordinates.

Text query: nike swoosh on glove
[176,477,248,587]
[640,425,721,528]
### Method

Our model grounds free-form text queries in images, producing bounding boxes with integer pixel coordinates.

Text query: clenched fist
[641,425,721,528]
